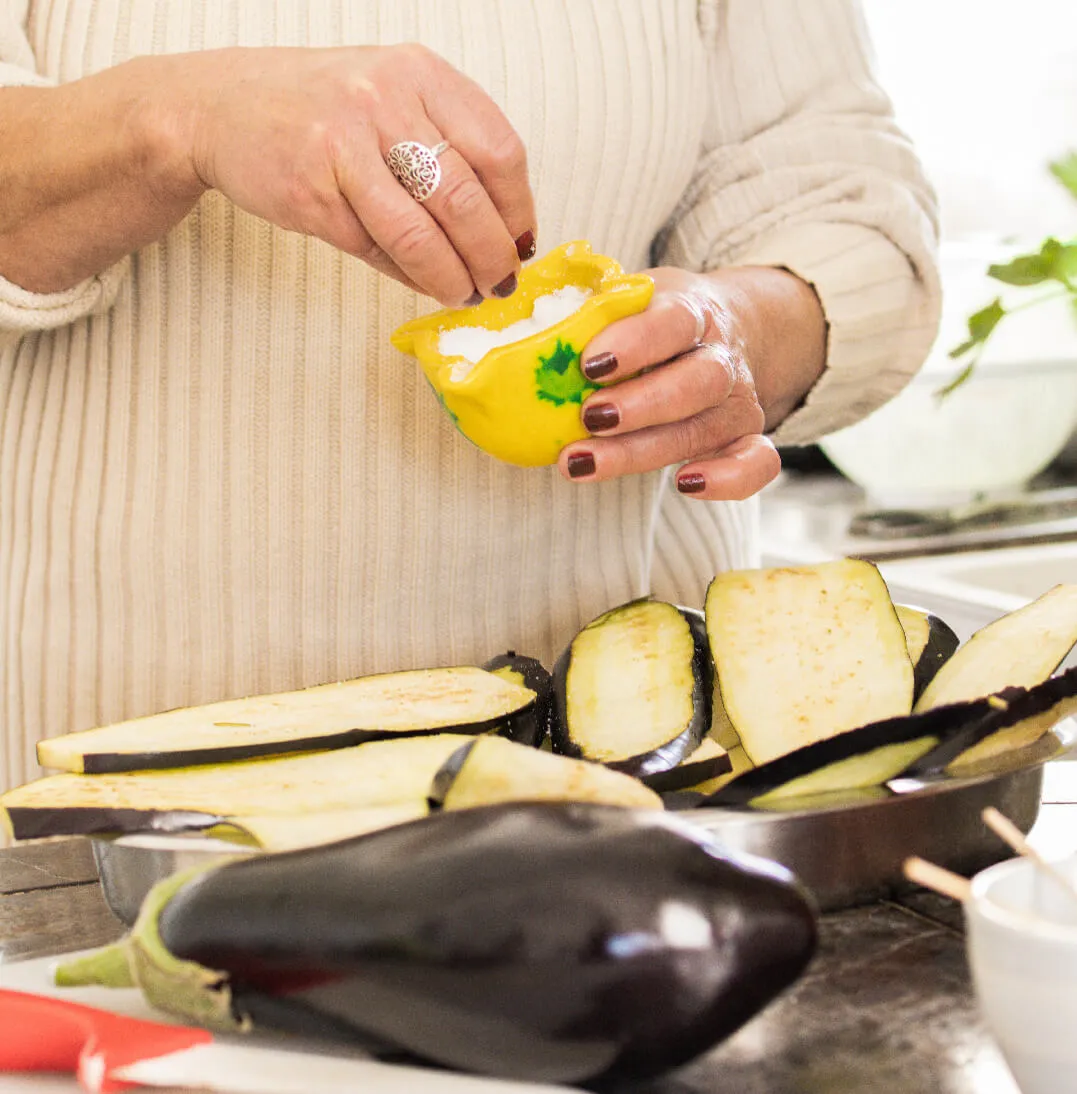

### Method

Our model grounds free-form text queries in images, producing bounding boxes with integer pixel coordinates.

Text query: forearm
[0,58,205,293]
[705,265,827,433]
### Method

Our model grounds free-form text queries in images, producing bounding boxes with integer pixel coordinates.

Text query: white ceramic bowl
[819,239,1077,508]
[965,854,1077,1094]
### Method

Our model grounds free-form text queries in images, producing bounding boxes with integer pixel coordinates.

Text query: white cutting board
[0,952,576,1094]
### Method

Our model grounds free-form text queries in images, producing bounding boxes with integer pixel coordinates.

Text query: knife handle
[0,988,210,1091]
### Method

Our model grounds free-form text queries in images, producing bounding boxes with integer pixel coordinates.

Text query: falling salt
[439,286,593,381]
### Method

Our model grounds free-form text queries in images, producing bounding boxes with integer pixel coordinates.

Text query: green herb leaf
[949,298,1005,360]
[988,238,1077,287]
[535,340,593,406]
[1050,152,1077,202]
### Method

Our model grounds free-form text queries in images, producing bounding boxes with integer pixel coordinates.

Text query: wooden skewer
[902,855,972,903]
[981,806,1077,907]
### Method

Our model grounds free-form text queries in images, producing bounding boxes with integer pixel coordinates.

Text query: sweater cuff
[727,222,940,448]
[0,256,131,338]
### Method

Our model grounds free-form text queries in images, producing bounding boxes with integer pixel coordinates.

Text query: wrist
[704,265,827,431]
[120,55,209,207]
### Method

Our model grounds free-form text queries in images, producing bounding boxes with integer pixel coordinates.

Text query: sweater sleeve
[0,0,130,339]
[656,0,941,446]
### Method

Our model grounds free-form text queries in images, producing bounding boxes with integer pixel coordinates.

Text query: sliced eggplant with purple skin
[705,560,914,766]
[638,737,733,794]
[701,666,1077,809]
[56,802,817,1087]
[481,650,555,748]
[35,667,540,774]
[914,583,1077,712]
[552,599,713,777]
[0,734,476,841]
[905,664,1077,776]
[428,735,663,811]
[894,603,961,704]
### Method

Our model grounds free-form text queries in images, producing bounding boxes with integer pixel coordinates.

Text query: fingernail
[515,230,536,261]
[492,272,518,298]
[567,452,596,479]
[582,352,617,381]
[677,473,706,495]
[582,402,620,433]
[464,291,484,307]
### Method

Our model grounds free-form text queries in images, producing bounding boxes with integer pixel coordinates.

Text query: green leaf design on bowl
[534,340,596,407]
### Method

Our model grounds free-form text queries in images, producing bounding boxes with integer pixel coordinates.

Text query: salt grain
[439,286,593,381]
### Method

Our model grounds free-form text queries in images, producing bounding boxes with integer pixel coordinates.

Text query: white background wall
[863,0,1077,241]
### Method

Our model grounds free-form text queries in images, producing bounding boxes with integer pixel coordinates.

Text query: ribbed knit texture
[0,0,940,790]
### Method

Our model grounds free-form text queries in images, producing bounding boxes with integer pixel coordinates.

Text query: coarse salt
[439,286,593,382]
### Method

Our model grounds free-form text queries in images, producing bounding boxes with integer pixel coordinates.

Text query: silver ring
[678,293,709,347]
[386,140,450,202]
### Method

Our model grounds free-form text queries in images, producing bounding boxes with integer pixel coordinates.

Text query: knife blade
[0,988,574,1094]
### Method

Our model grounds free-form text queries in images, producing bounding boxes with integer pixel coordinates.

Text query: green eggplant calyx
[54,941,135,988]
[57,862,246,1034]
[128,863,247,1033]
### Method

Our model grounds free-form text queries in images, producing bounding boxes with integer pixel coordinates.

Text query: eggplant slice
[35,667,539,774]
[428,735,663,811]
[217,803,431,852]
[481,651,556,747]
[552,599,713,777]
[1,734,476,841]
[914,583,1077,712]
[705,560,914,766]
[895,603,961,703]
[638,737,733,794]
[702,666,1077,809]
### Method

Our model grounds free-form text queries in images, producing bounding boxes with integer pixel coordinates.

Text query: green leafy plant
[945,152,1077,395]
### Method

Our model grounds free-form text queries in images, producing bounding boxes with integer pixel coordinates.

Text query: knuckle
[438,175,487,222]
[385,217,441,266]
[673,414,718,461]
[483,130,528,179]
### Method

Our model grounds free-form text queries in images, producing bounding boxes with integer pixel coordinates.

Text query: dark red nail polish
[567,452,596,479]
[583,352,617,381]
[677,473,706,494]
[492,272,518,298]
[515,230,536,261]
[464,291,484,307]
[582,402,620,433]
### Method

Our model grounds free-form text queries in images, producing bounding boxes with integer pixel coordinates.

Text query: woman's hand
[0,45,535,304]
[181,45,535,306]
[558,266,827,500]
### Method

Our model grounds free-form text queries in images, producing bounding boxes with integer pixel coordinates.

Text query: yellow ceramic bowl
[391,240,654,467]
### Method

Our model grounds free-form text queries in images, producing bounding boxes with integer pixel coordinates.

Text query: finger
[579,344,741,437]
[335,133,477,307]
[579,289,718,383]
[422,69,537,257]
[417,144,521,298]
[314,200,425,294]
[560,391,765,483]
[674,435,782,501]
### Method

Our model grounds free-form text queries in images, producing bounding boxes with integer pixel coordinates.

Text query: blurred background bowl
[818,239,1077,508]
[965,853,1077,1094]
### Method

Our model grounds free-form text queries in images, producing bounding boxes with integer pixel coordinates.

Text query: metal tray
[92,732,1068,923]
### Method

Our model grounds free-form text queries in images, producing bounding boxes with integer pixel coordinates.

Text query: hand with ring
[179,43,536,306]
[557,266,828,501]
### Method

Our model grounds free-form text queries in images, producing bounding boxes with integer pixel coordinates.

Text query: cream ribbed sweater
[0,0,940,791]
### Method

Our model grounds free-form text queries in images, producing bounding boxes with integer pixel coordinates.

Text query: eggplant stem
[54,942,134,988]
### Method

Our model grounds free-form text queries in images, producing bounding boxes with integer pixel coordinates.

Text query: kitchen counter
[4,764,1077,1094]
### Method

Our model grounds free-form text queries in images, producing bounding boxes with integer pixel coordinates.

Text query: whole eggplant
[67,803,818,1087]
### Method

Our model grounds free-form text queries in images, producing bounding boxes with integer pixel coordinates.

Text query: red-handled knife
[0,988,573,1094]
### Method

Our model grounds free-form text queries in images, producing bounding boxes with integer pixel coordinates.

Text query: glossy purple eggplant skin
[481,650,555,748]
[156,803,817,1087]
